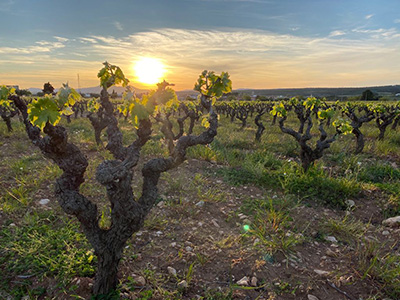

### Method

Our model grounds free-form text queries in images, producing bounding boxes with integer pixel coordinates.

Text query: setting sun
[133,57,166,85]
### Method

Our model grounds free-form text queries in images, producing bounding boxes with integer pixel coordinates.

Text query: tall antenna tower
[77,73,81,93]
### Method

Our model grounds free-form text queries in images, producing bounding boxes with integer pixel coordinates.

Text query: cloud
[329,30,346,37]
[54,36,69,42]
[0,40,65,54]
[365,14,374,20]
[395,19,400,24]
[80,37,98,44]
[1,28,400,89]
[113,21,123,31]
[352,27,400,39]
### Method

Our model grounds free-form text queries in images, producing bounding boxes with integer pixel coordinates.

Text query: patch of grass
[355,240,400,299]
[161,172,186,195]
[65,119,95,144]
[381,194,400,218]
[142,138,165,156]
[217,167,257,186]
[203,288,233,300]
[10,154,43,176]
[216,166,281,189]
[187,144,221,162]
[1,185,32,213]
[207,139,246,166]
[282,167,360,208]
[0,213,95,298]
[375,133,400,156]
[242,197,303,255]
[388,133,400,147]
[359,163,400,183]
[323,215,367,245]
[144,213,168,231]
[246,150,283,170]
[224,138,254,150]
[240,195,295,216]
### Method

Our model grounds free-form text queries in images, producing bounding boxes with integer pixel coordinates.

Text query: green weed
[0,214,95,298]
[359,163,400,183]
[355,240,400,299]
[323,215,367,244]
[282,166,360,208]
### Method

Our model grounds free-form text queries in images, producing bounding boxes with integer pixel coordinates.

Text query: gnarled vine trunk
[11,90,218,297]
[254,113,265,142]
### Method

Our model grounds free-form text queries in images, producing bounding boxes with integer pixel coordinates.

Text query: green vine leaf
[28,96,61,129]
[332,118,352,135]
[194,71,232,98]
[87,98,100,113]
[98,61,129,89]
[0,85,15,110]
[318,108,335,120]
[271,103,287,117]
[56,83,81,109]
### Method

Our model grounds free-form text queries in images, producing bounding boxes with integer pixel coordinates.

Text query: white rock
[39,199,50,205]
[326,249,336,257]
[382,230,390,236]
[250,276,258,287]
[211,219,220,228]
[177,280,188,289]
[307,295,320,300]
[185,246,193,252]
[8,223,16,227]
[313,269,330,276]
[167,266,177,276]
[195,201,205,207]
[236,276,249,286]
[155,231,163,236]
[170,242,177,247]
[238,214,248,220]
[325,236,338,243]
[382,216,400,228]
[345,200,355,208]
[132,274,146,286]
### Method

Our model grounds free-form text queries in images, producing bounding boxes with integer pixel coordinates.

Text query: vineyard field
[1,102,400,300]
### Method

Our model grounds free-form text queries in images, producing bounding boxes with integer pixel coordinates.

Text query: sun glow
[133,57,166,85]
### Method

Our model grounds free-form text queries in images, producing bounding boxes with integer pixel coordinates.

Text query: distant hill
[78,86,149,95]
[27,84,400,98]
[234,85,400,98]
[28,86,150,95]
[28,88,42,94]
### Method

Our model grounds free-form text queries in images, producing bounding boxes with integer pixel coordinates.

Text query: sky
[0,0,399,90]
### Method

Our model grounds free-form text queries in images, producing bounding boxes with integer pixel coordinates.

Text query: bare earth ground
[1,125,400,300]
